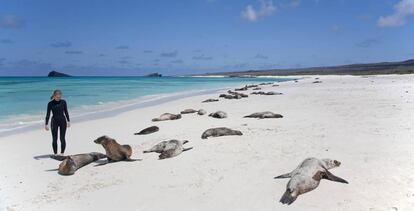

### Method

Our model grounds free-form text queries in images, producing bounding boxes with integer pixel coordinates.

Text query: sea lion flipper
[323,170,348,184]
[183,147,193,152]
[274,172,292,179]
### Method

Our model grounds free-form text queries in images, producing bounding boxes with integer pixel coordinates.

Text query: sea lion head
[58,157,76,176]
[321,158,341,169]
[94,135,112,145]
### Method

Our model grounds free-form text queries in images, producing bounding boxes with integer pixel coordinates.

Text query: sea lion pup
[252,87,261,90]
[201,127,243,139]
[180,109,198,114]
[197,109,207,115]
[50,152,107,176]
[134,126,159,135]
[143,139,193,159]
[202,98,219,103]
[244,111,283,119]
[94,135,133,162]
[274,157,348,205]
[152,113,182,121]
[313,80,322,84]
[208,111,227,119]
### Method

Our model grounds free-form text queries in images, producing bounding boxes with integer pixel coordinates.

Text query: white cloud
[378,0,414,27]
[241,0,276,22]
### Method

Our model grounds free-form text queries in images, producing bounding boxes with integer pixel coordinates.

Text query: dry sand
[1,75,414,211]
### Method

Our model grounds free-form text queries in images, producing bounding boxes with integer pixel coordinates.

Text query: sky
[0,0,413,76]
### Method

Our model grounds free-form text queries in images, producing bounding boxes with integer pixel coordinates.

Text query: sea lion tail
[279,190,296,205]
[274,173,291,179]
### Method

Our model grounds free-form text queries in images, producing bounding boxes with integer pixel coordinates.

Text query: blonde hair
[50,89,62,100]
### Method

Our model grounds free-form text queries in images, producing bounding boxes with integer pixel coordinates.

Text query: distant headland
[48,71,71,77]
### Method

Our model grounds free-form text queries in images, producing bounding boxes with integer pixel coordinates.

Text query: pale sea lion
[244,111,283,119]
[143,139,193,159]
[50,152,106,175]
[202,98,219,103]
[209,111,227,119]
[134,126,159,135]
[180,109,198,114]
[201,127,243,139]
[198,109,207,115]
[274,157,348,205]
[94,135,133,162]
[152,113,182,121]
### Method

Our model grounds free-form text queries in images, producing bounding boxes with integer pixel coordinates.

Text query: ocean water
[0,76,295,133]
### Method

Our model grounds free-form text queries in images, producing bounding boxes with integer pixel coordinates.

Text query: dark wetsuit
[45,99,70,154]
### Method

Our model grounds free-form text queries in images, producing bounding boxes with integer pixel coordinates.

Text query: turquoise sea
[0,76,294,133]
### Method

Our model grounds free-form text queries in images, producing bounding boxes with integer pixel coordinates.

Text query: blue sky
[0,0,413,76]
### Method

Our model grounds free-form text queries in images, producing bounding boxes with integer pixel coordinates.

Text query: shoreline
[1,74,413,211]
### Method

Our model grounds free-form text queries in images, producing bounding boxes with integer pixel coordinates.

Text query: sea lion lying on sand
[259,82,273,85]
[313,81,322,84]
[202,98,219,103]
[209,111,227,119]
[134,126,159,135]
[219,94,242,99]
[244,111,283,119]
[201,127,243,139]
[227,90,248,98]
[180,109,198,114]
[152,113,182,121]
[94,135,133,162]
[198,109,207,115]
[143,139,193,159]
[50,152,107,175]
[253,87,261,90]
[251,91,283,95]
[274,157,348,205]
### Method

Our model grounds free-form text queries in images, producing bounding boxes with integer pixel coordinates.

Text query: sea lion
[134,126,159,135]
[209,111,227,119]
[143,139,193,159]
[152,113,182,121]
[259,82,273,85]
[235,86,248,91]
[244,111,283,119]
[94,135,133,162]
[198,109,207,115]
[251,91,283,95]
[50,152,107,175]
[274,157,348,205]
[180,109,198,114]
[272,84,279,87]
[202,98,219,103]
[313,81,322,84]
[201,127,243,139]
[252,87,262,90]
[219,94,241,99]
[227,90,248,98]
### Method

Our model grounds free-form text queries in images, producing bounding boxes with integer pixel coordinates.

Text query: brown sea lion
[227,90,248,98]
[219,94,242,99]
[201,127,243,139]
[152,113,182,121]
[202,98,219,103]
[134,126,159,135]
[251,91,282,95]
[252,87,262,90]
[208,111,227,119]
[50,152,107,175]
[180,109,198,114]
[244,111,283,119]
[143,139,192,159]
[313,81,322,84]
[274,157,348,205]
[94,135,133,162]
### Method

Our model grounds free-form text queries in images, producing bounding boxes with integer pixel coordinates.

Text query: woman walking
[45,90,70,155]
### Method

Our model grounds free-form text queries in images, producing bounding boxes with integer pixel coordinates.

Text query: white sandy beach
[1,75,414,211]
